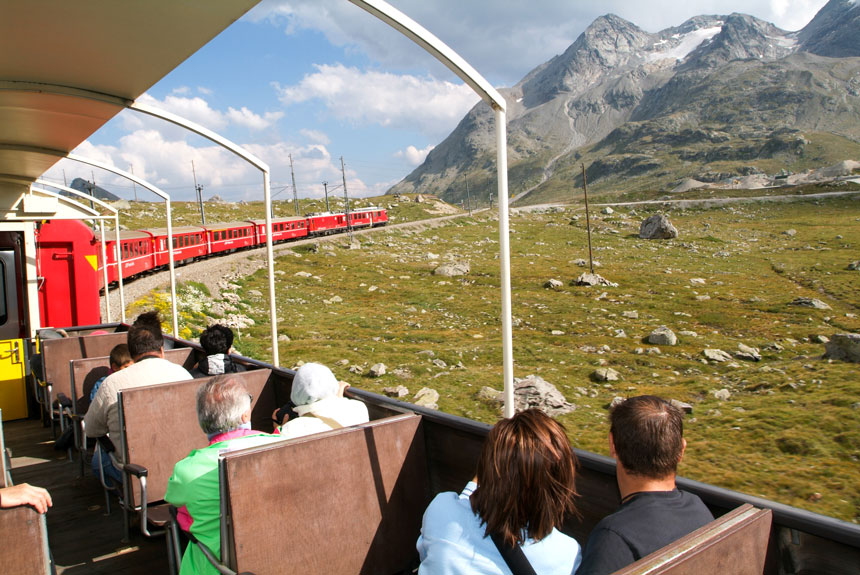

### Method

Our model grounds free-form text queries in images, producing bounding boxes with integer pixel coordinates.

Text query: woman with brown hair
[417,408,581,574]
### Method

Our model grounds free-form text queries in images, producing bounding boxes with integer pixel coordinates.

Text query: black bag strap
[490,532,538,575]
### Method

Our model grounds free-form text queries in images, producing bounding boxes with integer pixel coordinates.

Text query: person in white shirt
[276,363,368,439]
[85,311,192,483]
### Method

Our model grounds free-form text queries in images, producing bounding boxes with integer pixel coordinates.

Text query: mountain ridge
[388,0,860,204]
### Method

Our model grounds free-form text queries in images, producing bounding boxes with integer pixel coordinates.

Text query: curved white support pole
[129,101,279,366]
[350,0,514,416]
[65,155,179,338]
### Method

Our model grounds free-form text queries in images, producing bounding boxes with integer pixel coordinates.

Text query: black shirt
[577,489,714,575]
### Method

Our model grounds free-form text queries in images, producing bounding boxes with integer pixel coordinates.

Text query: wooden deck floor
[5,419,169,574]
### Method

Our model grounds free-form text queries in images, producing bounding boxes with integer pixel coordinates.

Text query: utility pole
[582,164,594,274]
[88,171,96,210]
[62,169,67,187]
[192,160,206,225]
[322,181,330,212]
[129,164,138,201]
[341,156,353,241]
[464,174,472,215]
[289,153,299,216]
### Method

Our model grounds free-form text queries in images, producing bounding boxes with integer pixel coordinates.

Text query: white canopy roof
[0,0,258,184]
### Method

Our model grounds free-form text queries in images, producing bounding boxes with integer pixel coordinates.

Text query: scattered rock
[690,278,706,285]
[417,350,436,358]
[414,387,439,409]
[639,214,678,240]
[369,363,386,377]
[336,359,349,366]
[735,343,761,362]
[592,368,620,382]
[431,359,447,368]
[383,385,409,398]
[783,229,797,237]
[622,310,639,319]
[790,297,831,310]
[810,334,829,344]
[848,261,860,271]
[601,207,614,215]
[277,334,290,342]
[247,289,263,297]
[433,261,470,277]
[294,271,312,278]
[573,273,618,287]
[763,342,784,352]
[678,330,698,338]
[477,386,503,403]
[648,326,677,346]
[714,389,731,401]
[824,333,860,363]
[670,399,693,414]
[512,375,576,417]
[703,349,732,362]
[544,278,563,290]
[349,365,364,375]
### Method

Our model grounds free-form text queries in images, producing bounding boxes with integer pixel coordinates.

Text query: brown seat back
[614,503,773,575]
[119,368,272,507]
[221,413,429,575]
[0,413,8,487]
[70,348,195,413]
[0,506,51,574]
[42,332,127,400]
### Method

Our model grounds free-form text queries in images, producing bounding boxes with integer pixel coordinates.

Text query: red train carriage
[204,221,255,255]
[306,212,348,235]
[142,226,207,267]
[35,220,101,327]
[97,230,156,286]
[247,216,308,244]
[370,207,388,226]
[347,206,387,229]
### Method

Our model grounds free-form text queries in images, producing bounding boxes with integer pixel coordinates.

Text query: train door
[0,244,27,420]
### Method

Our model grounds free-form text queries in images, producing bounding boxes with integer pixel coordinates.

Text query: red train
[35,207,387,328]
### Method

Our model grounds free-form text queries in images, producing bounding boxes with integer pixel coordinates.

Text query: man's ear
[158,348,165,359]
[241,409,251,424]
[679,438,687,463]
[609,432,617,459]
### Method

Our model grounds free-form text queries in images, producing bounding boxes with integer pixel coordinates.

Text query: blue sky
[44,0,829,202]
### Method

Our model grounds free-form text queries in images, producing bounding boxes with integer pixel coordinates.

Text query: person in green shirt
[165,375,280,575]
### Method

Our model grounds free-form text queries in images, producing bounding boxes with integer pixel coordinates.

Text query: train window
[172,237,177,249]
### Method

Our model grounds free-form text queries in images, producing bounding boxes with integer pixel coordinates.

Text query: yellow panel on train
[0,338,27,421]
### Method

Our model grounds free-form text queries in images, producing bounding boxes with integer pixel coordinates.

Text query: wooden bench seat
[614,503,773,575]
[0,505,51,574]
[115,368,278,541]
[216,412,429,575]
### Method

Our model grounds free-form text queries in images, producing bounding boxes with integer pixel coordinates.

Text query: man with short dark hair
[85,311,192,483]
[166,375,279,575]
[577,395,714,575]
[190,324,245,377]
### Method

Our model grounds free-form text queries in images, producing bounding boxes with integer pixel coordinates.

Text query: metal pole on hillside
[323,181,330,212]
[192,160,206,225]
[582,163,594,274]
[289,153,299,216]
[341,156,353,241]
[464,175,472,215]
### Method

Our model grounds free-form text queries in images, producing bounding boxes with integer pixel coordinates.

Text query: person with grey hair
[165,375,280,575]
[275,362,369,439]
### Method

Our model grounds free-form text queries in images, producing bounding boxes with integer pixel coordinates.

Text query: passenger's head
[196,375,252,435]
[470,409,578,547]
[109,344,132,372]
[199,324,234,356]
[127,311,164,359]
[290,363,338,407]
[609,395,685,480]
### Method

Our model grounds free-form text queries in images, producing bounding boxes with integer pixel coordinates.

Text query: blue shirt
[417,482,581,575]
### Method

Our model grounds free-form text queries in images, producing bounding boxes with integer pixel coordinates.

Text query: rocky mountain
[69,177,119,201]
[388,0,860,205]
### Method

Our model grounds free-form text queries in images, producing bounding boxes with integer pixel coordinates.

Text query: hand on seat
[0,483,53,514]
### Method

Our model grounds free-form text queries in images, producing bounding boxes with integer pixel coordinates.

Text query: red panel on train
[36,220,100,327]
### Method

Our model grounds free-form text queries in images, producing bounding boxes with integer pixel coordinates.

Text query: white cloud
[251,1,828,85]
[226,106,284,130]
[299,129,330,145]
[396,144,434,167]
[130,93,282,133]
[274,64,479,139]
[197,86,214,96]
